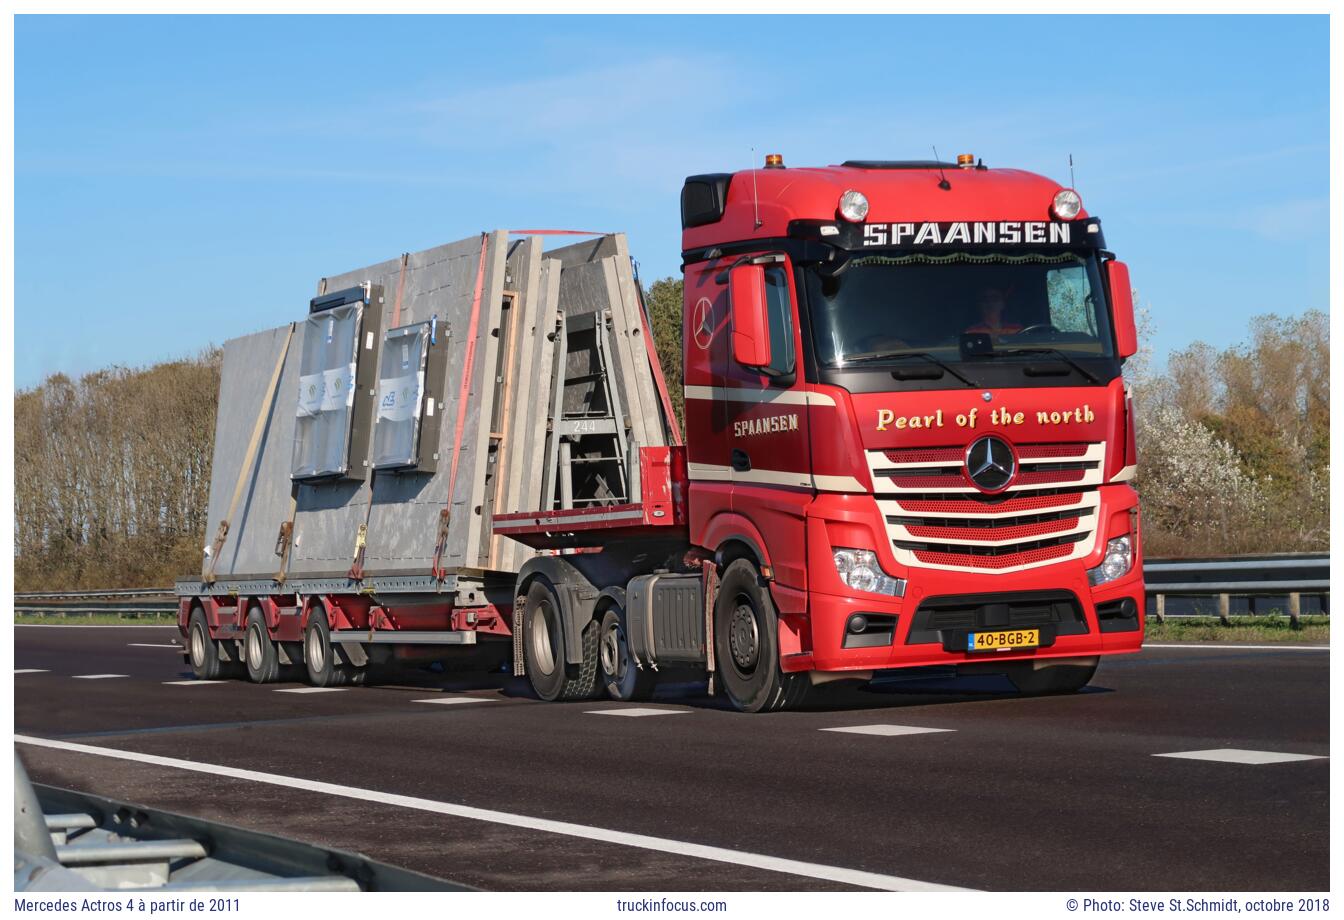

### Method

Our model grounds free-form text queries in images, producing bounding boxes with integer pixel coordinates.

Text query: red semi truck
[181,154,1144,712]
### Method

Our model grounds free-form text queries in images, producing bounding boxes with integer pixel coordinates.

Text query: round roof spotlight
[1052,188,1083,220]
[838,189,869,223]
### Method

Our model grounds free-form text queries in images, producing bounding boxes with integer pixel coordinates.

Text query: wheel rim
[729,599,760,673]
[600,621,627,683]
[530,599,558,675]
[190,623,205,667]
[307,624,326,672]
[246,625,263,670]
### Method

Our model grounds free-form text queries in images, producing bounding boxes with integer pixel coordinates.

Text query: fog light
[848,614,869,634]
[1052,188,1082,220]
[838,189,869,223]
[832,548,905,596]
[1088,535,1133,586]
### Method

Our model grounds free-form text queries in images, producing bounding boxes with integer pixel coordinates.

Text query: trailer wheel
[599,607,655,702]
[523,579,601,701]
[244,608,281,683]
[187,607,224,681]
[1004,659,1098,696]
[303,606,351,688]
[714,558,809,713]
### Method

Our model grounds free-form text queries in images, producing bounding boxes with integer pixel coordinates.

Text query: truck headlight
[1087,535,1132,586]
[838,189,869,223]
[833,548,905,596]
[1052,188,1082,220]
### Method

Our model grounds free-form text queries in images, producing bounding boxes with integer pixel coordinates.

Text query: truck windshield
[804,251,1114,367]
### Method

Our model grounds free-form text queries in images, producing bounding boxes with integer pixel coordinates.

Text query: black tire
[714,558,809,713]
[1005,659,1098,695]
[187,607,223,681]
[303,605,349,687]
[523,579,601,702]
[599,606,656,702]
[244,607,282,683]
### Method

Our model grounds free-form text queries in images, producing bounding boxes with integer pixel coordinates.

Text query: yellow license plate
[967,629,1040,652]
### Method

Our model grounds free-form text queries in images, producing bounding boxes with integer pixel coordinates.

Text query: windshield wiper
[994,347,1103,385]
[844,351,980,387]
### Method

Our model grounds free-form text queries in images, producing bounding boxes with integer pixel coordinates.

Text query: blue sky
[15,14,1329,389]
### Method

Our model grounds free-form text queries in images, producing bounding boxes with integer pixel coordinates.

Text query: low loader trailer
[179,154,1145,712]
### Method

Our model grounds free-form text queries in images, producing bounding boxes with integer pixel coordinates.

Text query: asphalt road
[14,625,1329,891]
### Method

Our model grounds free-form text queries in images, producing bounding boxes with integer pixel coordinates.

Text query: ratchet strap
[348,262,409,581]
[432,233,489,580]
[204,322,295,584]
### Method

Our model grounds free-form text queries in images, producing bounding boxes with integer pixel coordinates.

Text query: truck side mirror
[729,263,772,368]
[1107,260,1138,359]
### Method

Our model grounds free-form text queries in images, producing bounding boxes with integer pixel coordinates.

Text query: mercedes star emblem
[965,435,1016,492]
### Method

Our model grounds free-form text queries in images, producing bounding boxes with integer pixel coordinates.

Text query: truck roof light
[957,153,975,168]
[1052,188,1082,220]
[837,189,869,223]
[764,153,784,168]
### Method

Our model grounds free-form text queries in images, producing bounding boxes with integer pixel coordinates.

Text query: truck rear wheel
[714,559,809,713]
[303,605,360,687]
[188,607,224,681]
[244,608,281,683]
[1004,658,1098,695]
[599,606,655,702]
[523,579,601,702]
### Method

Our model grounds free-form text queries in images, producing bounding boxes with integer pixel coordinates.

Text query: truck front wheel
[714,559,809,713]
[1004,658,1098,695]
[523,579,600,702]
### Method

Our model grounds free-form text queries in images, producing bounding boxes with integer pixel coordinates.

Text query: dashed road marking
[585,708,689,717]
[163,680,226,687]
[1144,644,1327,652]
[413,696,500,705]
[129,643,182,649]
[1155,748,1327,765]
[15,669,49,674]
[275,687,347,694]
[72,674,128,680]
[821,724,955,737]
[15,734,973,891]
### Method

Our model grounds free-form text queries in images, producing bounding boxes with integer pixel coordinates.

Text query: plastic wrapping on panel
[373,322,432,471]
[291,293,367,481]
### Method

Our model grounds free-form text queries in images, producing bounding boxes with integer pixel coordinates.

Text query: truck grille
[868,442,1105,574]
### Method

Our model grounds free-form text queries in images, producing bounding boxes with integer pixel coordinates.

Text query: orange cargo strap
[205,322,295,584]
[348,257,409,580]
[432,233,489,580]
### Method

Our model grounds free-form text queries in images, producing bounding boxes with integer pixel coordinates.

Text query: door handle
[731,449,751,472]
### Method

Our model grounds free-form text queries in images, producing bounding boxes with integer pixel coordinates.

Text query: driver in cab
[965,286,1022,341]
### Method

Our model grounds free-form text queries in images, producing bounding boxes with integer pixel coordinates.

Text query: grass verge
[1146,615,1328,644]
[15,613,177,626]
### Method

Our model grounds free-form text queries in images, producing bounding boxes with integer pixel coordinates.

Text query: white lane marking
[163,680,226,687]
[585,708,689,718]
[275,687,347,694]
[1155,748,1327,765]
[14,734,970,892]
[72,674,128,680]
[129,643,182,649]
[15,669,49,674]
[16,624,178,629]
[821,724,955,737]
[413,697,499,705]
[1144,644,1328,652]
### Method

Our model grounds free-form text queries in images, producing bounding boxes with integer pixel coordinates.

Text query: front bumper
[790,484,1144,673]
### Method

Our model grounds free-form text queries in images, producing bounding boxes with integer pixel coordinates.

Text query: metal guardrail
[1145,554,1328,625]
[16,555,1331,627]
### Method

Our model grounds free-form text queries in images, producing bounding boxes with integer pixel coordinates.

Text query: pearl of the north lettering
[876,404,1094,431]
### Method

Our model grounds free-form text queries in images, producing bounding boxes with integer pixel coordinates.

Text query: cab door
[723,255,813,594]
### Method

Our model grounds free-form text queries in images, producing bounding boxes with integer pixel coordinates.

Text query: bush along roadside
[1144,615,1328,644]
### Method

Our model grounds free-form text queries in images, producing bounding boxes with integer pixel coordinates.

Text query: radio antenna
[750,147,762,229]
[932,145,951,190]
[1069,153,1076,189]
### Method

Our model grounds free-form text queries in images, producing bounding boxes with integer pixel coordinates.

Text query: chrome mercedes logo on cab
[965,435,1016,492]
